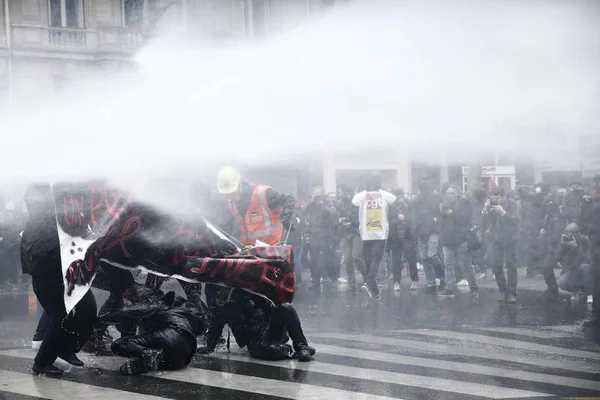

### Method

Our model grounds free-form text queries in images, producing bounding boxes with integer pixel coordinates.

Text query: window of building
[124,0,144,27]
[49,0,83,28]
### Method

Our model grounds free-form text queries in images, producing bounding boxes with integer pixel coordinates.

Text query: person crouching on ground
[99,284,204,375]
[200,287,315,362]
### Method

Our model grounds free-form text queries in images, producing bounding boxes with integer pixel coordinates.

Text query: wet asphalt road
[0,271,599,400]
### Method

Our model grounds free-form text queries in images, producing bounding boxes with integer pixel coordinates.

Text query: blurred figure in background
[389,187,418,292]
[580,174,600,327]
[539,195,568,300]
[438,186,477,297]
[352,175,396,299]
[301,190,337,289]
[556,223,592,303]
[338,186,365,288]
[413,181,444,293]
[0,202,24,291]
[481,187,520,304]
[562,182,586,225]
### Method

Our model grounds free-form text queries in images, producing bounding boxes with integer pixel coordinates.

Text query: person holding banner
[217,167,295,246]
[21,183,97,376]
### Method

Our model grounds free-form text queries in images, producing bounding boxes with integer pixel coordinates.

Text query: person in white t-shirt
[352,176,397,299]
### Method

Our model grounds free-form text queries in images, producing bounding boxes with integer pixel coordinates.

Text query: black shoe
[59,353,84,367]
[307,346,316,356]
[582,315,600,328]
[437,289,455,297]
[297,348,314,362]
[32,363,64,376]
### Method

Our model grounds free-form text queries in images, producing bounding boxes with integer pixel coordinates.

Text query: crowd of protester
[290,174,599,318]
[4,170,600,377]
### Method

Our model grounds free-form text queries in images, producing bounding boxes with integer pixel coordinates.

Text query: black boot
[59,353,84,367]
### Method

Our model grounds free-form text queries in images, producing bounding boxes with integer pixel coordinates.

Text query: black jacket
[413,192,442,240]
[440,199,472,247]
[338,197,360,236]
[20,184,62,278]
[557,235,591,271]
[99,291,204,338]
[562,190,585,223]
[388,198,412,241]
[205,289,274,350]
[301,200,337,238]
[481,198,520,245]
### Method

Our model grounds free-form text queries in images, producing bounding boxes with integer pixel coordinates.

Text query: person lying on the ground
[99,284,205,375]
[199,287,315,362]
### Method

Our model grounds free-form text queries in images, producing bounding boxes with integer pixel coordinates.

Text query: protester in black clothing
[200,288,315,362]
[413,181,444,292]
[338,187,365,287]
[520,185,546,277]
[21,183,97,376]
[562,182,586,224]
[539,197,568,299]
[481,187,520,303]
[557,223,592,301]
[438,186,477,297]
[302,193,338,288]
[100,285,204,375]
[388,188,418,291]
[35,262,137,352]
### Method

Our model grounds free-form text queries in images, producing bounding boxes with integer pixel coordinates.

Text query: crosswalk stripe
[314,343,600,392]
[473,327,570,339]
[204,353,549,399]
[309,332,599,373]
[390,329,600,360]
[0,370,165,400]
[0,350,398,400]
[152,366,401,400]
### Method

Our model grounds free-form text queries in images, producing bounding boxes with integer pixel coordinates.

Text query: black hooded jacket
[413,183,442,240]
[20,184,62,278]
[99,290,205,338]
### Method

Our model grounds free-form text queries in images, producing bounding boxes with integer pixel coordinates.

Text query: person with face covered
[438,186,478,297]
[100,285,204,375]
[200,287,315,362]
[481,187,520,303]
[21,183,97,375]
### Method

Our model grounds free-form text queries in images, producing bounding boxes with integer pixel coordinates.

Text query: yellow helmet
[217,166,242,194]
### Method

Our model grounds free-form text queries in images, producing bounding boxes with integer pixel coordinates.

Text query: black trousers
[489,240,518,296]
[541,244,559,292]
[35,264,136,340]
[247,303,308,361]
[389,238,418,284]
[363,240,386,294]
[308,238,331,283]
[32,274,97,366]
[112,328,196,371]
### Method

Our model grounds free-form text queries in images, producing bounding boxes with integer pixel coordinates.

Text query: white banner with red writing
[51,182,296,313]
